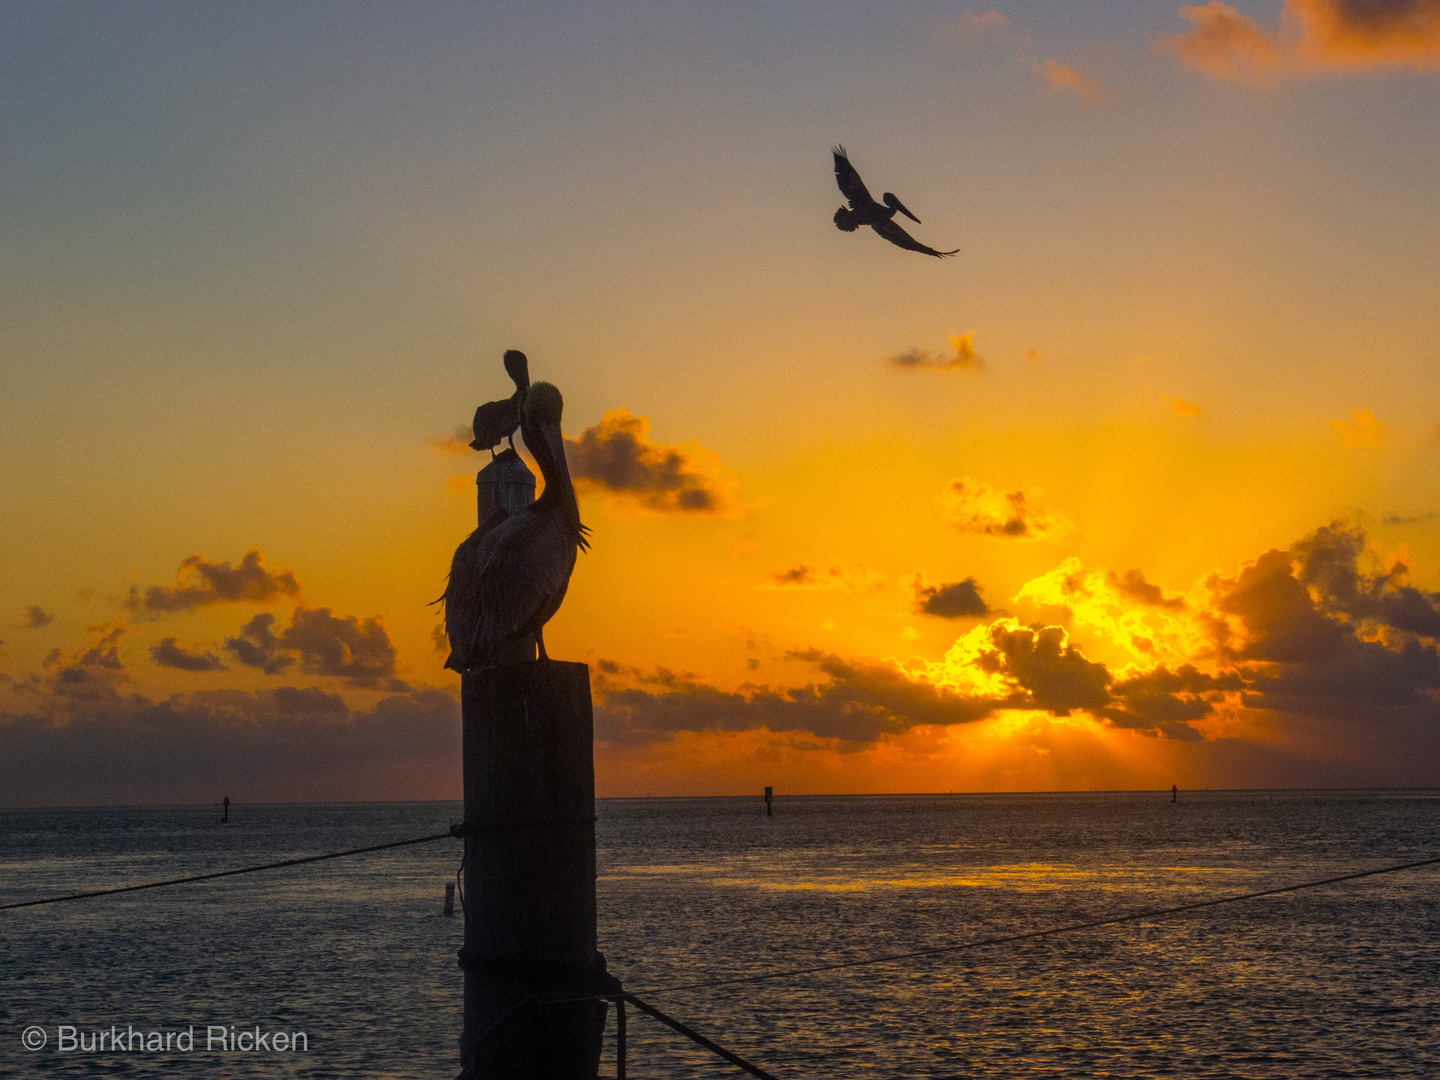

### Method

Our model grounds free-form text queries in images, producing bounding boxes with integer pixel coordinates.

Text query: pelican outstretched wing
[871,217,959,259]
[832,146,874,209]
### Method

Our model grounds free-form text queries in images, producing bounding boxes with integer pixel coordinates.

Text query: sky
[3,1,1440,805]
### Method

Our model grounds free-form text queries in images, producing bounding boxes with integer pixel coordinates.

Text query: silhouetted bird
[469,349,532,454]
[444,380,589,671]
[831,146,958,259]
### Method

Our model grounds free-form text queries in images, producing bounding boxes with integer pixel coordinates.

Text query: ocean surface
[2,791,1437,1078]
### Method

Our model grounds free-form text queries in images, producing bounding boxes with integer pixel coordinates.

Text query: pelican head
[503,349,530,394]
[883,192,921,224]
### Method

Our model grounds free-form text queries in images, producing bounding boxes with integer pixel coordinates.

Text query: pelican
[469,349,531,455]
[831,146,958,259]
[443,379,589,671]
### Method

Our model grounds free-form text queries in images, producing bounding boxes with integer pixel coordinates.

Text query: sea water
[1,792,1437,1078]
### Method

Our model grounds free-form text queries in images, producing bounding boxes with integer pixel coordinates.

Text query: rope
[620,993,779,1080]
[645,853,1440,995]
[0,830,456,911]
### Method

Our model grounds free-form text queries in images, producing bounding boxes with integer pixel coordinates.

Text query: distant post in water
[221,796,230,823]
[1171,784,1178,803]
[764,786,773,817]
[444,881,456,916]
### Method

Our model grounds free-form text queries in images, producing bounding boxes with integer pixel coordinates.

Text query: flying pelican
[831,146,958,259]
[443,379,589,671]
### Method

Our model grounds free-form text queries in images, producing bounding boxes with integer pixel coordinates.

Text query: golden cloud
[1160,0,1440,86]
[941,477,1074,540]
[129,551,301,613]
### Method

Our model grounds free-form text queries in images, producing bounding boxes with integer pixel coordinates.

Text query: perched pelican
[831,146,958,259]
[444,380,589,671]
[469,350,532,454]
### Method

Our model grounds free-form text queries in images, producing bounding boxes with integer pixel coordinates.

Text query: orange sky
[3,2,1439,804]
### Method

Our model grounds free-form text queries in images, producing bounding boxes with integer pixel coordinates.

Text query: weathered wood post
[456,447,612,1079]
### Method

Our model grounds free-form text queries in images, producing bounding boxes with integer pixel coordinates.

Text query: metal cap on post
[478,448,536,521]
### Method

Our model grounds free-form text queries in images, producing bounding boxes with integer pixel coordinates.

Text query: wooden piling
[458,661,610,1079]
[764,786,773,817]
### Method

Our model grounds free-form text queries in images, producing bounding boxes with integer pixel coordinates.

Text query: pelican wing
[870,217,959,259]
[832,146,874,209]
[471,396,521,451]
[469,511,579,667]
[442,507,509,671]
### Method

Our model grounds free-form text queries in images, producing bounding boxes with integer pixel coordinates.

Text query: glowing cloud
[1160,0,1440,86]
[226,608,406,690]
[130,551,301,613]
[941,477,1074,540]
[1331,408,1385,448]
[565,409,739,515]
[1014,559,1203,659]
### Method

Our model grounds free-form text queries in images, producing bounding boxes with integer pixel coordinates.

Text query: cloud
[1163,394,1202,416]
[941,477,1074,540]
[1110,569,1188,611]
[431,424,476,455]
[565,409,739,515]
[130,551,301,613]
[39,623,129,702]
[22,606,53,629]
[1159,0,1440,86]
[225,608,406,690]
[887,333,984,372]
[767,564,886,591]
[914,576,991,618]
[1034,59,1107,102]
[1332,408,1385,448]
[0,685,460,806]
[952,10,1013,34]
[593,652,1004,746]
[150,637,227,672]
[1382,511,1435,525]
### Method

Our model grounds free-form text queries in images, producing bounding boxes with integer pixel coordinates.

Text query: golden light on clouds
[941,477,1074,540]
[1034,59,1107,102]
[1160,0,1440,86]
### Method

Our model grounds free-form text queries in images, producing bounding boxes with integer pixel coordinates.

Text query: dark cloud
[430,425,475,455]
[131,551,301,613]
[887,333,983,372]
[768,564,884,591]
[40,624,128,702]
[975,623,1113,716]
[1382,512,1435,525]
[0,686,459,806]
[150,637,227,672]
[23,606,53,628]
[1207,521,1440,721]
[225,608,405,690]
[914,577,990,618]
[593,652,1003,747]
[1102,664,1244,741]
[564,409,738,515]
[1108,569,1186,610]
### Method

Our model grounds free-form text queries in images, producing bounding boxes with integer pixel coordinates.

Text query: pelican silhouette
[469,349,531,455]
[831,146,958,259]
[443,380,589,671]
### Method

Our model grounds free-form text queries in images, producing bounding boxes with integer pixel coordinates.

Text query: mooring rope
[0,829,457,911]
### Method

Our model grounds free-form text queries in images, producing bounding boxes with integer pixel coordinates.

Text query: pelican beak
[541,422,583,536]
[892,196,921,225]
